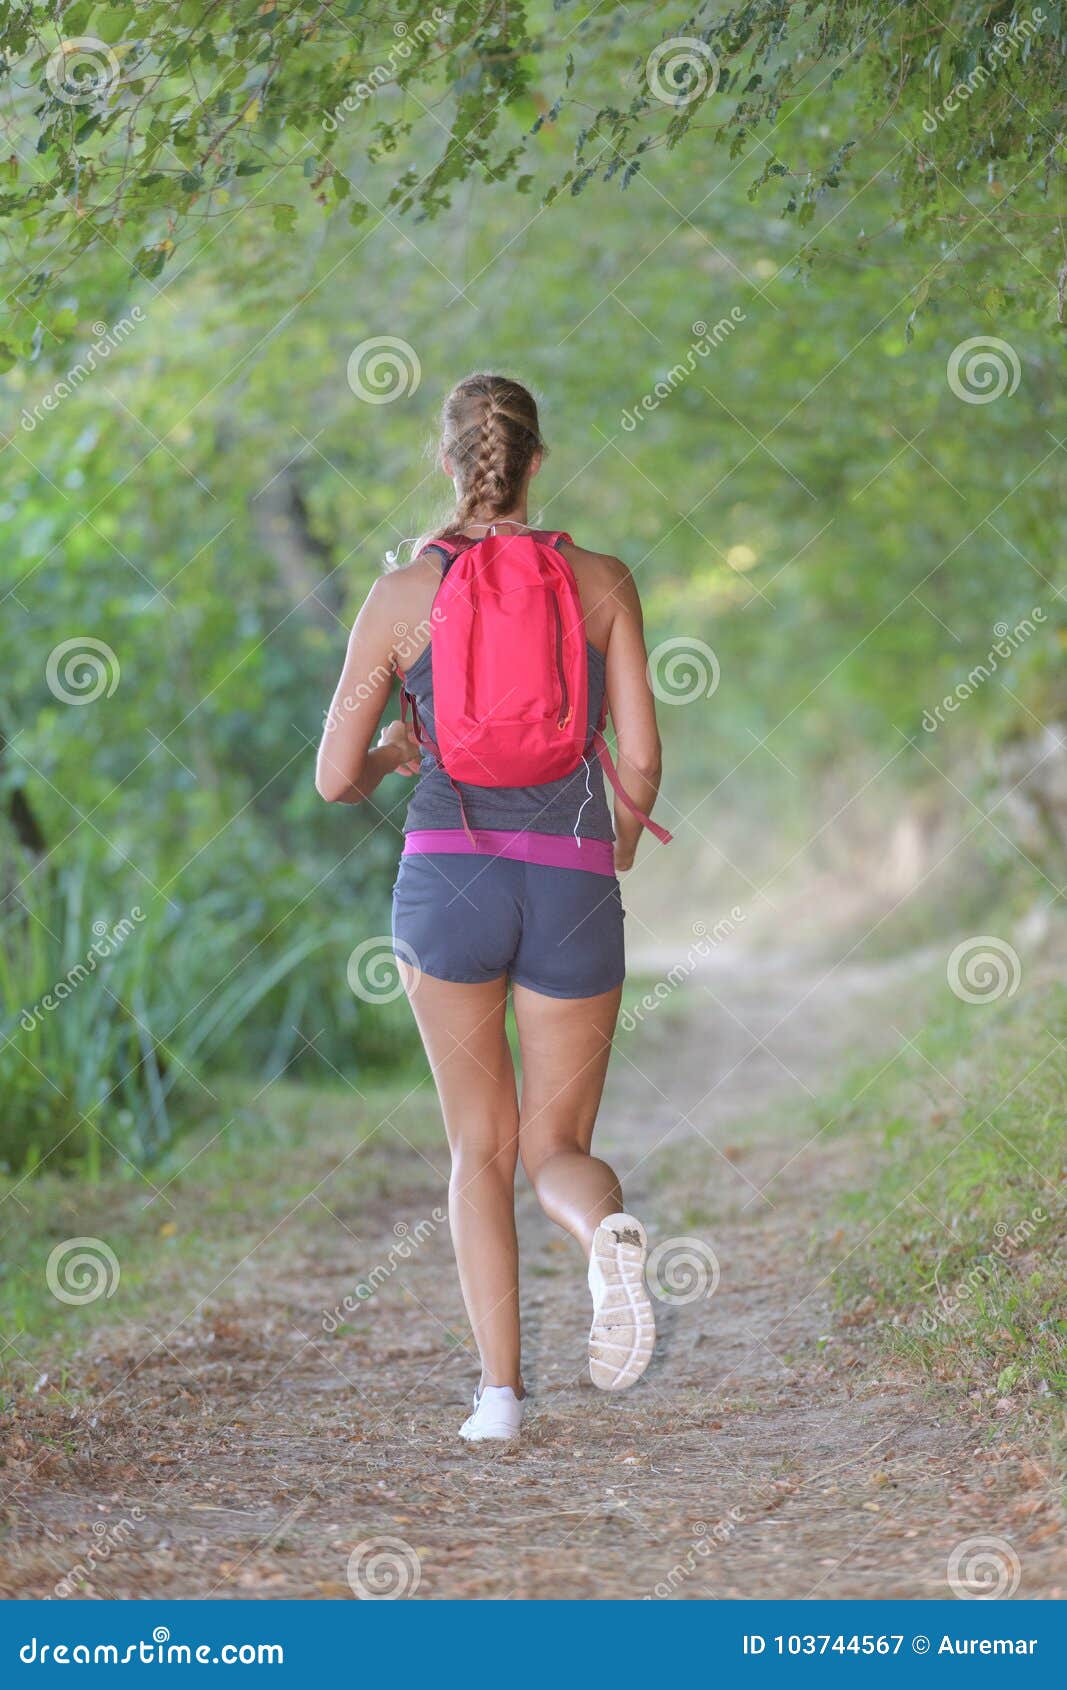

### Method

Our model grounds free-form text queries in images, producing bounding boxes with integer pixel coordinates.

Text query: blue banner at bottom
[1,1600,1063,1682]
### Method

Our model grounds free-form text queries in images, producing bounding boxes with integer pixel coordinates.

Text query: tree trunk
[0,729,47,855]
[251,467,344,629]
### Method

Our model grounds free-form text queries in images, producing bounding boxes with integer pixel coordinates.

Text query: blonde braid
[435,374,543,537]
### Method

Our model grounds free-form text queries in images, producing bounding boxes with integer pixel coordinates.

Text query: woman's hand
[377,718,422,775]
[614,842,635,875]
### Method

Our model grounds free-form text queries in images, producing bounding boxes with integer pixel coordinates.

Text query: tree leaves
[0,1,1062,363]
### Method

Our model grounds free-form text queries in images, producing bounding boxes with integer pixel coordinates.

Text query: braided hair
[435,374,543,537]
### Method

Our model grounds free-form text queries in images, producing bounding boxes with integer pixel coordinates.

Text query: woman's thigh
[512,982,622,1161]
[400,968,518,1165]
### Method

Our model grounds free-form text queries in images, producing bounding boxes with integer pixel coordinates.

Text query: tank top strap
[418,536,463,577]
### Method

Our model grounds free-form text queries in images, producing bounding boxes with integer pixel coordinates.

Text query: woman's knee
[449,1133,518,1187]
[520,1135,581,1188]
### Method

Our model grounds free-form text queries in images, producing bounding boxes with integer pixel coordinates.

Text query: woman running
[316,373,670,1441]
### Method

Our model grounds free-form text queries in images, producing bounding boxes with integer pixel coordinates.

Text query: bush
[0,846,418,1175]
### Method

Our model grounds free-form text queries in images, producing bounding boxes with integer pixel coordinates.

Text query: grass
[0,850,421,1180]
[822,969,1066,1462]
[0,1077,443,1391]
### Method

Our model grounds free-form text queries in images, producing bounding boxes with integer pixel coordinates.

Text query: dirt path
[3,948,1061,1600]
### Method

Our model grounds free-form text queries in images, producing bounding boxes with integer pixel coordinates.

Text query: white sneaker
[458,1384,525,1442]
[587,1212,655,1390]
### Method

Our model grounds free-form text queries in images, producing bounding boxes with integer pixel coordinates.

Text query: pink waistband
[403,828,616,877]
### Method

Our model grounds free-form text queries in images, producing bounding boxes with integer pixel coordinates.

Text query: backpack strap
[399,680,478,847]
[402,541,478,840]
[422,530,572,561]
[592,714,673,845]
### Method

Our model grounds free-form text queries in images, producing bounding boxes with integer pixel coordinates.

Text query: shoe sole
[588,1215,655,1391]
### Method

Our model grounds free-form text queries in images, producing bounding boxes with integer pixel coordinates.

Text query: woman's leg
[512,982,624,1256]
[401,969,522,1392]
[514,980,655,1392]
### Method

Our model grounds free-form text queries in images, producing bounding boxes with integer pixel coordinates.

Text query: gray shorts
[391,853,625,1000]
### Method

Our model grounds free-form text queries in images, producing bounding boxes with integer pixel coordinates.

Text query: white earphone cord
[572,754,594,847]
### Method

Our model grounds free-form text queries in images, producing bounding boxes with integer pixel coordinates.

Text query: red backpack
[400,529,671,844]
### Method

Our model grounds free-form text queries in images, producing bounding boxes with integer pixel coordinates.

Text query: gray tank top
[401,539,614,842]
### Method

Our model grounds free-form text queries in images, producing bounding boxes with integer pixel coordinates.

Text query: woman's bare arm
[315,579,421,804]
[602,562,663,871]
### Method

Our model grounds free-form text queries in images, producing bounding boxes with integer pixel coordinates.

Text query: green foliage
[0,849,417,1174]
[829,976,1067,1419]
[0,4,1064,1180]
[0,2,1063,352]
